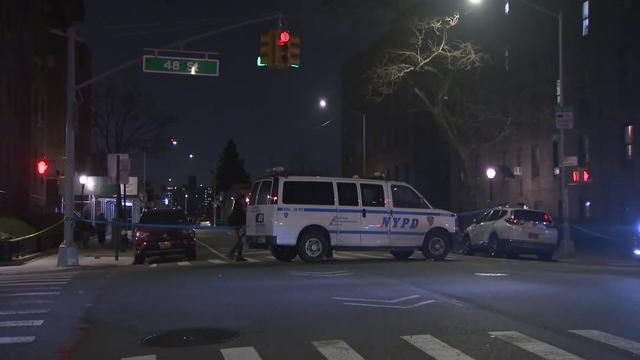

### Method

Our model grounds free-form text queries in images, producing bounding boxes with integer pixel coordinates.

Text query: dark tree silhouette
[214,139,250,193]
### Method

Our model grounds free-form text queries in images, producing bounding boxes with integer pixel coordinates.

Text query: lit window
[505,1,510,15]
[625,125,634,160]
[582,1,589,36]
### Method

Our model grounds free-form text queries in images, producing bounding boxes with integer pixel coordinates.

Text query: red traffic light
[36,160,48,175]
[278,31,290,46]
[582,169,590,182]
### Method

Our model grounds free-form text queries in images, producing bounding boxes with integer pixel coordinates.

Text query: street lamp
[171,139,178,146]
[470,0,572,256]
[78,175,88,217]
[188,153,194,159]
[486,167,496,204]
[319,98,327,109]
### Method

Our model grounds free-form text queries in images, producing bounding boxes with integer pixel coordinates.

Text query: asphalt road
[2,229,640,360]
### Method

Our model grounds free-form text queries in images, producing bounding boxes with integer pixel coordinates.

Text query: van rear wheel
[271,246,297,262]
[297,230,328,263]
[390,250,414,260]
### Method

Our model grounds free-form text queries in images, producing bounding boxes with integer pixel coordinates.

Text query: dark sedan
[132,209,196,264]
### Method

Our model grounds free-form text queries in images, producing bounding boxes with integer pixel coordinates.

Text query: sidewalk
[0,241,133,275]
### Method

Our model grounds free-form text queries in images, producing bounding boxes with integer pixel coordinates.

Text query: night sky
[78,0,404,187]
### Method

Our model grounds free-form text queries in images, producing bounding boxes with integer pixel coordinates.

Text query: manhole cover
[141,328,239,348]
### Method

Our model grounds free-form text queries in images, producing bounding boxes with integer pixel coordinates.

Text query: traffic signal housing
[274,30,290,67]
[288,34,300,67]
[569,167,591,184]
[36,158,49,176]
[259,30,275,67]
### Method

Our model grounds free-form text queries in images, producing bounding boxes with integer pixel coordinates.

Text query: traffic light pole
[58,27,79,266]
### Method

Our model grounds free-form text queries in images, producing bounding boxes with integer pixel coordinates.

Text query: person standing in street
[228,193,247,262]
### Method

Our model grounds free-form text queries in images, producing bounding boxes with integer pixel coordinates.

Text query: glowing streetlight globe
[486,167,497,179]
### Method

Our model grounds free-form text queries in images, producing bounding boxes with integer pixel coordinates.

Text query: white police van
[245,174,457,262]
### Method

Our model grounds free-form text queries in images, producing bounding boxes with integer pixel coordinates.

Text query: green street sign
[143,55,219,77]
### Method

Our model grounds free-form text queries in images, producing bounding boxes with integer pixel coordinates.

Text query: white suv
[461,207,558,260]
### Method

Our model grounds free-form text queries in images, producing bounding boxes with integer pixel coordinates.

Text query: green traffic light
[257,56,268,67]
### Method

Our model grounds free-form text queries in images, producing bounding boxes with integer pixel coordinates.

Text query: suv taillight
[269,177,279,204]
[505,217,525,226]
[543,213,556,228]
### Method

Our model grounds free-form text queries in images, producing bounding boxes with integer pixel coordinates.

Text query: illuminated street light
[486,167,496,179]
[188,154,194,159]
[319,98,327,109]
[79,175,88,185]
[86,177,96,191]
[486,167,496,204]
[171,139,178,146]
[468,0,482,4]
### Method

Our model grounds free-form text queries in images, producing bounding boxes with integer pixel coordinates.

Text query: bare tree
[91,83,175,159]
[366,13,510,165]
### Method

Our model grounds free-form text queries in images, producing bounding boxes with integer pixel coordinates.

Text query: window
[513,210,547,222]
[360,183,385,207]
[391,185,429,209]
[531,144,540,178]
[282,181,335,206]
[488,209,507,222]
[248,181,261,206]
[256,180,272,205]
[625,124,634,160]
[476,211,492,224]
[582,1,589,36]
[337,183,358,206]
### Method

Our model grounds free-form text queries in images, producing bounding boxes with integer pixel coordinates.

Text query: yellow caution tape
[6,219,64,242]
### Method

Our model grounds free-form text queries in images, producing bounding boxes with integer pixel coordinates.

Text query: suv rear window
[282,181,335,206]
[489,210,508,221]
[513,210,547,222]
[140,211,187,224]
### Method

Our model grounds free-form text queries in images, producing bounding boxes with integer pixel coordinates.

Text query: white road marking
[312,340,365,360]
[0,336,36,344]
[0,287,61,291]
[332,254,359,259]
[194,238,227,259]
[0,309,50,316]
[0,320,44,327]
[0,292,60,297]
[489,331,583,360]
[149,264,158,268]
[474,273,510,277]
[290,270,353,277]
[221,346,263,359]
[347,252,389,259]
[342,299,437,309]
[177,261,191,266]
[121,355,156,360]
[0,282,68,287]
[244,257,260,263]
[208,259,227,264]
[16,299,54,304]
[402,334,474,360]
[332,295,420,303]
[570,330,640,355]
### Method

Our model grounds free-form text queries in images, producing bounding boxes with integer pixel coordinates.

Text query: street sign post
[143,55,219,77]
[555,106,574,129]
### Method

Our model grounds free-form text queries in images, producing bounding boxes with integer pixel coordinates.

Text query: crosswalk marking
[332,254,359,259]
[121,355,156,360]
[0,287,61,292]
[0,292,60,297]
[221,346,263,359]
[0,320,44,327]
[402,334,474,360]
[347,252,390,259]
[0,309,50,316]
[245,257,260,263]
[312,339,366,360]
[0,282,68,287]
[570,330,640,355]
[0,336,36,344]
[489,331,583,360]
[177,261,191,266]
[208,259,227,264]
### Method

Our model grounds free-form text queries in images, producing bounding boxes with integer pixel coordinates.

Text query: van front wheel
[297,230,328,263]
[271,246,297,262]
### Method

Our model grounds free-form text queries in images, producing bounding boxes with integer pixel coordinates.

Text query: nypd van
[245,175,457,262]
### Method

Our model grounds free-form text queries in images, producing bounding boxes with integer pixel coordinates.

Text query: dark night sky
[78,0,406,188]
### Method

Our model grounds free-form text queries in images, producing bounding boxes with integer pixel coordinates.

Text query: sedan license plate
[528,233,539,240]
[159,241,171,249]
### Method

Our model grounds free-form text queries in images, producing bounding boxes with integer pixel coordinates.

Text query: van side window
[256,180,272,205]
[337,183,358,206]
[391,185,428,209]
[282,181,335,206]
[248,182,260,206]
[360,184,385,207]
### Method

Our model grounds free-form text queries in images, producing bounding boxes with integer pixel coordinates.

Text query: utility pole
[58,27,79,267]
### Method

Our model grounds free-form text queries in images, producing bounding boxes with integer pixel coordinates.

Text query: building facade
[0,0,91,218]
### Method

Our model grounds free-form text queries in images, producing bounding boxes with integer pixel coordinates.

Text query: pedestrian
[96,212,107,245]
[228,194,247,262]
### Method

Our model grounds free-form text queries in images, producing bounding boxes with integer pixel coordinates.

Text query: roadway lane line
[313,340,365,360]
[121,355,156,360]
[194,238,227,259]
[17,299,54,304]
[0,287,61,291]
[332,295,420,303]
[347,252,389,259]
[245,257,260,263]
[489,331,583,360]
[0,320,44,327]
[0,336,36,344]
[0,292,60,297]
[0,282,68,287]
[0,309,50,316]
[402,334,474,360]
[569,330,640,355]
[208,259,227,264]
[177,261,191,266]
[221,346,263,359]
[149,264,158,268]
[342,299,437,309]
[0,278,71,283]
